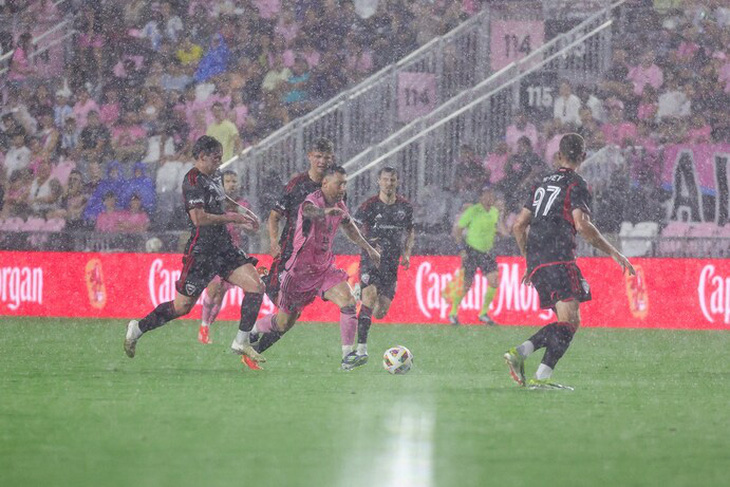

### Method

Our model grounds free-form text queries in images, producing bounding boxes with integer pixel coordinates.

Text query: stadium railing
[0,1,75,78]
[339,4,622,209]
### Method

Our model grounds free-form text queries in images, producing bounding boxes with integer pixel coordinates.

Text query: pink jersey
[285,190,349,277]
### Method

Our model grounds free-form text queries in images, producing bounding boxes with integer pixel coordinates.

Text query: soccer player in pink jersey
[248,165,381,370]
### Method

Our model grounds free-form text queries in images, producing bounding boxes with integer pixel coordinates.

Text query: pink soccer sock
[253,313,277,333]
[201,295,222,325]
[340,305,357,346]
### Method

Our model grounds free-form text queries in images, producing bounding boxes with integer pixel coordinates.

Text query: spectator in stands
[99,88,121,126]
[483,140,510,186]
[601,98,638,147]
[3,134,31,176]
[72,87,100,130]
[206,102,241,162]
[627,50,664,97]
[58,116,80,159]
[505,110,539,152]
[577,108,601,149]
[112,111,147,163]
[1,168,33,219]
[28,158,62,217]
[0,167,5,214]
[36,110,59,161]
[121,162,156,215]
[84,160,127,222]
[261,53,292,94]
[8,32,33,87]
[311,50,349,102]
[283,57,312,117]
[601,48,633,100]
[117,193,150,233]
[636,85,659,121]
[47,169,89,230]
[194,33,231,83]
[656,75,691,120]
[453,144,488,198]
[553,81,582,127]
[53,91,73,130]
[161,58,192,93]
[0,112,26,151]
[30,84,54,119]
[500,136,545,211]
[74,6,104,85]
[95,191,123,232]
[79,110,112,164]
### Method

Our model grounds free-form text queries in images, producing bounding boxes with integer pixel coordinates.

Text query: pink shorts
[278,266,348,313]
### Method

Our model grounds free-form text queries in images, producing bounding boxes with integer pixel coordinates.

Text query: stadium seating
[620,221,659,257]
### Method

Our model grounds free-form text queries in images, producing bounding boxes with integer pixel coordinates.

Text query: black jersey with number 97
[523,167,592,270]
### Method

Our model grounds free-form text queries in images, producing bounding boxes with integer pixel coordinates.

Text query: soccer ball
[383,345,413,375]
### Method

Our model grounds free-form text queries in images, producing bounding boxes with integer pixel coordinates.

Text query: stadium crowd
[0,0,476,244]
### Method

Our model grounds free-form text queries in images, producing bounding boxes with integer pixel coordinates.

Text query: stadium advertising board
[1,252,728,329]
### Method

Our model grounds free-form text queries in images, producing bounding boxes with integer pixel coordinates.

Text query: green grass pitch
[1,317,729,487]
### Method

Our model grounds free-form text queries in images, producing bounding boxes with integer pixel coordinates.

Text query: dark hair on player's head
[378,166,398,178]
[559,133,586,165]
[323,165,347,178]
[192,135,222,159]
[222,169,238,178]
[309,137,334,154]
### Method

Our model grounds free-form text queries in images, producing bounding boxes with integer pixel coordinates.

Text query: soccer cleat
[341,351,369,371]
[526,379,574,391]
[242,355,263,370]
[124,320,140,358]
[448,314,459,326]
[478,314,497,326]
[198,326,212,344]
[231,341,267,363]
[503,347,525,386]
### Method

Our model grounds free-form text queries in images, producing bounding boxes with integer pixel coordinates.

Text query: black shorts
[530,262,592,310]
[360,259,399,301]
[462,247,498,278]
[176,242,258,297]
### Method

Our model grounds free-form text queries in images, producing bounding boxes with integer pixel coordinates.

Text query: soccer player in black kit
[344,166,414,370]
[124,136,265,365]
[239,137,336,368]
[504,133,635,390]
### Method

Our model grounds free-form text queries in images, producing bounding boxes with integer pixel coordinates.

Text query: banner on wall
[661,144,730,224]
[397,72,437,122]
[490,20,545,71]
[1,252,729,329]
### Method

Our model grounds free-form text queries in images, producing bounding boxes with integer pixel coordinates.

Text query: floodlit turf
[1,317,729,487]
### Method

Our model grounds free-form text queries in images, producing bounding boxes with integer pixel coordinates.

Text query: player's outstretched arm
[401,227,415,269]
[189,208,254,227]
[573,208,635,276]
[342,218,381,268]
[512,208,532,258]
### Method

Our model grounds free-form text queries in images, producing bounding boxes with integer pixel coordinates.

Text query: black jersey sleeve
[570,179,592,215]
[183,173,205,212]
[272,189,290,215]
[355,199,376,233]
[523,184,538,212]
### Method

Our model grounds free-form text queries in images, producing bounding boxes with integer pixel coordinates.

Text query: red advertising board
[1,251,729,329]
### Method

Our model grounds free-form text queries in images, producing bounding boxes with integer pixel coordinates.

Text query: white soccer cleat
[124,320,140,358]
[231,341,266,363]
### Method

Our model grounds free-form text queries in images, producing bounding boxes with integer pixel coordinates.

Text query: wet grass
[1,318,729,487]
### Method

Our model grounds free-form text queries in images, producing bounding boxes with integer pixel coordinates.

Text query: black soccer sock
[357,305,373,344]
[541,322,577,369]
[526,322,558,350]
[138,301,180,333]
[239,292,264,332]
[254,330,284,354]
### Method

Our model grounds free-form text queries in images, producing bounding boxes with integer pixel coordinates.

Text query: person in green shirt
[206,102,241,162]
[449,187,508,325]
